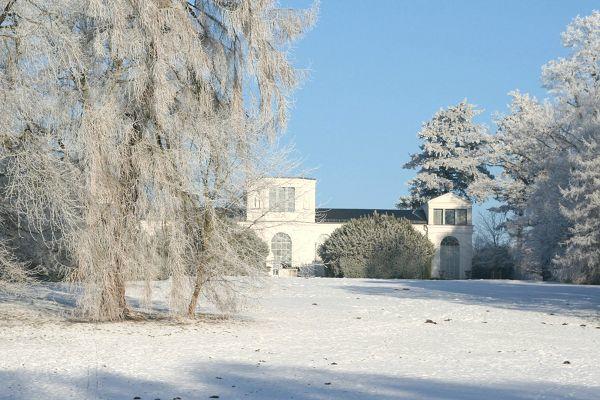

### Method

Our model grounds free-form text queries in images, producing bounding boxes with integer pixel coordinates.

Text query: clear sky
[282,0,598,209]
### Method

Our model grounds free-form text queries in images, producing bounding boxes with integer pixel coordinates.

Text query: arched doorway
[440,236,460,279]
[271,232,292,273]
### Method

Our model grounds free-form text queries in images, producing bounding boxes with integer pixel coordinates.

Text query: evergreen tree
[555,140,600,284]
[399,101,492,209]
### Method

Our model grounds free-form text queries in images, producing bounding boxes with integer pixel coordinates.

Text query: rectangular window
[285,187,295,212]
[269,187,295,212]
[456,209,467,225]
[433,209,443,225]
[445,209,456,225]
[251,193,261,209]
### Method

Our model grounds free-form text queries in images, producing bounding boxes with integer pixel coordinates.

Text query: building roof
[316,208,427,224]
[427,192,471,205]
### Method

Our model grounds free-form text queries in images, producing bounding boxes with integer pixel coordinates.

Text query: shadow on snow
[340,279,600,320]
[1,361,599,400]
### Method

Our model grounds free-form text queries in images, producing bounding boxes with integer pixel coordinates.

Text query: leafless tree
[475,210,509,249]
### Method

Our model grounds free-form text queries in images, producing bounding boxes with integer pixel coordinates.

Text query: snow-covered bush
[318,214,434,279]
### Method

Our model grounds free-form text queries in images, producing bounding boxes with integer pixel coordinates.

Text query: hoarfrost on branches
[0,0,316,320]
[399,11,600,283]
[555,140,600,284]
[399,101,492,209]
[491,11,600,280]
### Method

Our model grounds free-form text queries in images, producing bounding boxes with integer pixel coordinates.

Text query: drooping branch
[0,0,17,27]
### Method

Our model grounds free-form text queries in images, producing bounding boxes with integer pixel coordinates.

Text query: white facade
[423,193,474,279]
[243,177,473,279]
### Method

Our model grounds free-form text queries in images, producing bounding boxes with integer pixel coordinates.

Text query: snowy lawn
[1,278,599,400]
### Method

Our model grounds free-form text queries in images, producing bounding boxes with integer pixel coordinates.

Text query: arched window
[440,236,460,279]
[271,233,292,270]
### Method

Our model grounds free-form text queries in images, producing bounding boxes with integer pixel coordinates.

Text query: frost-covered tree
[491,92,557,216]
[554,140,600,284]
[491,93,571,278]
[0,240,28,292]
[490,92,575,279]
[399,101,492,209]
[0,0,315,320]
[488,11,600,280]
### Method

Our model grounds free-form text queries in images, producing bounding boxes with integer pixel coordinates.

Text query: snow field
[1,278,599,399]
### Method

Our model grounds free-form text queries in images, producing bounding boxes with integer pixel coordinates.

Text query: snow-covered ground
[1,278,599,400]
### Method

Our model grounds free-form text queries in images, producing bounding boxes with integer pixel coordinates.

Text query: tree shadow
[340,279,600,320]
[0,282,252,324]
[1,361,598,400]
[0,282,78,322]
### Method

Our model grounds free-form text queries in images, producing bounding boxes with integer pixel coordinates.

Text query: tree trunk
[115,263,129,317]
[187,273,203,318]
[187,206,214,318]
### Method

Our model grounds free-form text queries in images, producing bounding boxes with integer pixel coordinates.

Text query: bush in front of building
[230,224,270,273]
[153,217,270,279]
[318,213,435,279]
[471,244,515,279]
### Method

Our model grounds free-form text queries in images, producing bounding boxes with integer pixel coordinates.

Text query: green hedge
[318,213,434,279]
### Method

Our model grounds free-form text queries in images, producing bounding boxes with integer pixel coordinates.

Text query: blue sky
[282,0,598,209]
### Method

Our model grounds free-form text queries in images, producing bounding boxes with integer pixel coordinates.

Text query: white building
[244,177,473,279]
